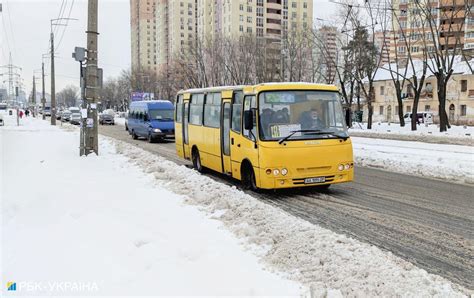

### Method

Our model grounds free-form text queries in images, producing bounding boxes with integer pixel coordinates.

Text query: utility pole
[85,0,99,155]
[50,31,56,125]
[32,75,36,106]
[42,61,46,120]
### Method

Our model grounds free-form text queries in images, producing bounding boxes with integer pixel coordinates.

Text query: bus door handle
[231,138,234,145]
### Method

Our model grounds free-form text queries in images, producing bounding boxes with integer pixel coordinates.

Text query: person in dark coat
[299,108,324,130]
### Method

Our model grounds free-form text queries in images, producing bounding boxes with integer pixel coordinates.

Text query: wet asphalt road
[99,124,474,290]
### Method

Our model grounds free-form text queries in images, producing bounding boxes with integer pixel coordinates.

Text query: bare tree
[417,0,468,131]
[57,85,79,108]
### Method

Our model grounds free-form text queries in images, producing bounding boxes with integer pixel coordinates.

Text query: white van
[404,112,434,124]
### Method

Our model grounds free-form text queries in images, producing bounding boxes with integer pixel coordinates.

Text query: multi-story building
[390,0,474,60]
[362,60,474,125]
[131,0,313,74]
[130,0,158,73]
[374,31,391,65]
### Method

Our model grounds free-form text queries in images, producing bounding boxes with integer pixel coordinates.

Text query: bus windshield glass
[258,90,347,141]
[149,109,174,121]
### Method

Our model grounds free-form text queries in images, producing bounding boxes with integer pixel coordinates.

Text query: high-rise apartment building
[390,0,473,60]
[131,0,313,73]
[130,0,158,73]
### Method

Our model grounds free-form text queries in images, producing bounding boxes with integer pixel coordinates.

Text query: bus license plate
[305,177,326,184]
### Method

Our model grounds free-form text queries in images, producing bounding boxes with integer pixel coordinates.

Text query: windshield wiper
[278,129,323,144]
[278,129,348,144]
[305,131,349,140]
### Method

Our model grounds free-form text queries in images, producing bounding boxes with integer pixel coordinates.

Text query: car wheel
[125,124,128,131]
[132,130,138,140]
[192,148,204,173]
[147,133,155,143]
[242,163,258,191]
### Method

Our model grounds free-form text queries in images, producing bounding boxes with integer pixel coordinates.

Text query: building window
[240,4,244,10]
[292,2,297,8]
[239,25,243,32]
[379,106,384,115]
[461,105,467,116]
[380,86,385,95]
[247,16,252,23]
[425,105,430,111]
[461,80,468,92]
[303,2,307,8]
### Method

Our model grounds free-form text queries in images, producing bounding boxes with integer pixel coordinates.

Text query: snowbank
[1,116,301,296]
[350,122,473,146]
[352,137,474,184]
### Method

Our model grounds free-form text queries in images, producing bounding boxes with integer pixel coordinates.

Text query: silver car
[70,113,82,125]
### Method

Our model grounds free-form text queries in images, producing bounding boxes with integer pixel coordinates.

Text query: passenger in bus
[260,108,274,136]
[271,108,289,124]
[299,108,324,130]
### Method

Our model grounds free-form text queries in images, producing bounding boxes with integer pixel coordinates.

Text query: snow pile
[110,137,469,296]
[352,137,474,184]
[350,123,473,145]
[1,116,302,296]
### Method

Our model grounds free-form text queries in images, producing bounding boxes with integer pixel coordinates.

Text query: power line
[56,0,76,51]
[4,0,18,58]
[54,0,67,37]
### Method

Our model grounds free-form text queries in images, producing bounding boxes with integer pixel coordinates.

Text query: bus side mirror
[244,110,254,130]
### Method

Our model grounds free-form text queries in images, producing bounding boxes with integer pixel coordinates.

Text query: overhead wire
[56,0,75,51]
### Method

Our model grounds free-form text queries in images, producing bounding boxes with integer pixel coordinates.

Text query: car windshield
[258,90,347,141]
[149,109,173,121]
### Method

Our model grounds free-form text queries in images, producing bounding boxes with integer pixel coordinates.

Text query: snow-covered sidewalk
[350,122,473,146]
[1,115,470,296]
[1,116,300,296]
[352,137,474,184]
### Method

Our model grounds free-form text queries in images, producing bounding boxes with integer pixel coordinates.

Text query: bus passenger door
[221,102,232,175]
[183,102,191,160]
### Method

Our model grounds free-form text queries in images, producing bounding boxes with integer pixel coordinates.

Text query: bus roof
[246,82,339,93]
[178,85,245,95]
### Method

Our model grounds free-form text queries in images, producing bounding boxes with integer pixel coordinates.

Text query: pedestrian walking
[19,110,24,119]
[25,110,30,117]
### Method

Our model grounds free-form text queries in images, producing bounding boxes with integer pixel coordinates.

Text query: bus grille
[296,166,332,174]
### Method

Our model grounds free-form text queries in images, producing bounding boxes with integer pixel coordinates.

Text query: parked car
[61,110,72,122]
[99,113,115,125]
[127,100,175,143]
[404,112,434,124]
[43,106,52,117]
[0,114,4,126]
[70,113,82,125]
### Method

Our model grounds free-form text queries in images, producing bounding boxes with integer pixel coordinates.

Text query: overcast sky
[1,0,339,96]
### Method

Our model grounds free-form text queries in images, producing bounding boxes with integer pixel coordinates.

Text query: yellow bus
[175,83,354,190]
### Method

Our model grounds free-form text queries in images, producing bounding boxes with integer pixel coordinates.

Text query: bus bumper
[258,168,354,189]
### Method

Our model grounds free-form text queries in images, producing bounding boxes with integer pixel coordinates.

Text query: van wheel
[132,130,138,140]
[242,163,257,191]
[147,133,155,143]
[192,149,204,173]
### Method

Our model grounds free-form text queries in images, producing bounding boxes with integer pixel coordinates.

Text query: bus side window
[243,95,256,141]
[190,93,204,125]
[176,95,183,123]
[232,91,243,133]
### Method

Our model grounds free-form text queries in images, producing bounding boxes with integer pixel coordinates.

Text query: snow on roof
[370,56,474,82]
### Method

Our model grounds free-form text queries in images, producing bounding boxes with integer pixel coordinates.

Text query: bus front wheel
[241,164,257,191]
[192,149,204,173]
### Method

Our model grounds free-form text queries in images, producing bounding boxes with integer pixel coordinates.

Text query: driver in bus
[299,108,324,130]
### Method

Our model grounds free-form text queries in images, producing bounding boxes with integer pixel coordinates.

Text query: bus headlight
[281,168,288,176]
[153,128,162,133]
[344,164,350,170]
[273,169,280,176]
[338,164,344,171]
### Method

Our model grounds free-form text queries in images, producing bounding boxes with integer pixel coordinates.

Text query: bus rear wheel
[192,149,204,173]
[242,164,257,191]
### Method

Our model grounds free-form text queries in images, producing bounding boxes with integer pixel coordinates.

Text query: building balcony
[266,2,282,10]
[266,22,282,30]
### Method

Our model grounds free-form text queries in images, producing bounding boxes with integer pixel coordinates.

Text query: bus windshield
[149,109,174,121]
[258,90,347,141]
